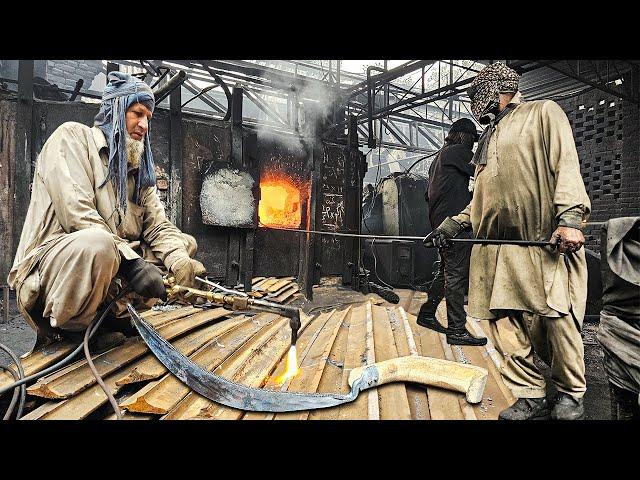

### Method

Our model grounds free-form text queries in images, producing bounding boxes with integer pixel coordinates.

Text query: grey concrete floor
[0,286,614,419]
[1,290,36,364]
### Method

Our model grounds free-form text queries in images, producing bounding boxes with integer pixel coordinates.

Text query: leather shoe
[499,397,551,420]
[446,328,487,346]
[551,392,585,420]
[416,313,448,334]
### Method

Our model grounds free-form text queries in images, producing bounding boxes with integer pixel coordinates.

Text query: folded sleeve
[451,202,472,229]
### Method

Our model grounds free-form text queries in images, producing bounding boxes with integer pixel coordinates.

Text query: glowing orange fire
[275,345,301,386]
[259,177,301,228]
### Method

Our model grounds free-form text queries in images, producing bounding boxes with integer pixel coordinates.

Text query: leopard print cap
[467,62,520,121]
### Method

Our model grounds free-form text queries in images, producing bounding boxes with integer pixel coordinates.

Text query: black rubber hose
[0,343,26,419]
[0,365,19,420]
[0,286,132,397]
[83,311,122,420]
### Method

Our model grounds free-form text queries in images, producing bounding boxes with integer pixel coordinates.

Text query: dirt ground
[1,290,36,362]
[1,284,614,419]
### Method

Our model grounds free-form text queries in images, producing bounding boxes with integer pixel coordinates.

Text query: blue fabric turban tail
[94,71,156,213]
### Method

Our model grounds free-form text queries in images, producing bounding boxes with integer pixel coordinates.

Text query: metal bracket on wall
[226,86,257,291]
[296,115,322,300]
[342,115,364,291]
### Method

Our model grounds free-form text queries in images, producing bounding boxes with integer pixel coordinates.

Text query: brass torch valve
[164,276,249,310]
[163,276,299,346]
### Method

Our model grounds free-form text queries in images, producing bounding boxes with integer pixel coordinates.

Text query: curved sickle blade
[127,304,360,412]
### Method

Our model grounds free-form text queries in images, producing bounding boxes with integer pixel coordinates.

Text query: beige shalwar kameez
[452,94,591,399]
[8,122,197,344]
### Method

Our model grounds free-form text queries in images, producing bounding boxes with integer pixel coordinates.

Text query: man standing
[427,62,591,420]
[8,72,206,349]
[417,118,487,346]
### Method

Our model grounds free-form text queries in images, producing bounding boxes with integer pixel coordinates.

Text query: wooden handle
[348,355,488,404]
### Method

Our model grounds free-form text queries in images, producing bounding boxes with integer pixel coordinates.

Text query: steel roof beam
[545,61,637,103]
[345,60,436,97]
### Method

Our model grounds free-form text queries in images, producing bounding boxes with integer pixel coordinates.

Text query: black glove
[423,217,463,249]
[118,258,167,300]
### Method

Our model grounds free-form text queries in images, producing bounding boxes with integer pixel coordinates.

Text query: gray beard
[125,132,145,168]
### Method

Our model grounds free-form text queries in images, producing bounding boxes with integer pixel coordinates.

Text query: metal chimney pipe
[153,70,187,104]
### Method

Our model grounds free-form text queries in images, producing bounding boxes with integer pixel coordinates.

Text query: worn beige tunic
[8,122,191,329]
[453,96,591,324]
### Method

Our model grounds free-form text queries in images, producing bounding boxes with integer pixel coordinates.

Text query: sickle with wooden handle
[128,303,489,412]
[348,356,488,404]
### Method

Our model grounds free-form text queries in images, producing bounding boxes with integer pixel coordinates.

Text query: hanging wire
[371,238,394,289]
[406,150,440,174]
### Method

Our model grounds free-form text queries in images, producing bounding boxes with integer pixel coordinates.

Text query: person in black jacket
[417,118,487,346]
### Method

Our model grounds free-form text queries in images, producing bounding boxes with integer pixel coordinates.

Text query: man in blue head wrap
[8,72,206,348]
[94,71,158,211]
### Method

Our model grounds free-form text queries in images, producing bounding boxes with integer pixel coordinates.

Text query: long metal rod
[259,225,554,245]
[447,239,553,247]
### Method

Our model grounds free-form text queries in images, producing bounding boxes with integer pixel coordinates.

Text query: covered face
[94,72,157,212]
[467,62,520,125]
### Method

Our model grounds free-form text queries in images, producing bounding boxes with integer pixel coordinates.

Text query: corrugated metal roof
[517,60,639,101]
[520,66,592,100]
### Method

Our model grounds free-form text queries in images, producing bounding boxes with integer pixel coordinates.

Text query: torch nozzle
[289,312,301,346]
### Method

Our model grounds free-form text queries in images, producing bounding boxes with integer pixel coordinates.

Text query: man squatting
[8,72,206,350]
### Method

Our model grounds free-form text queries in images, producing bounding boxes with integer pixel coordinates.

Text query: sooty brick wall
[47,60,103,92]
[557,90,640,251]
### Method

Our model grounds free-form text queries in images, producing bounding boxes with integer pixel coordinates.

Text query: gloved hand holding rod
[423,216,581,250]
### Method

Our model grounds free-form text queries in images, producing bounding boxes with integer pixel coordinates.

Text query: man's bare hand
[550,226,585,254]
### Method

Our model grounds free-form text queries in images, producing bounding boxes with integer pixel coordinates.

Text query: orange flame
[259,177,302,228]
[275,345,300,386]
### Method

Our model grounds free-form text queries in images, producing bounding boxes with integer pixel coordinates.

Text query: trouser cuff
[509,387,547,399]
[555,387,586,399]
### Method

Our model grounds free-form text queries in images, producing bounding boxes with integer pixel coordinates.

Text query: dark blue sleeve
[448,147,475,177]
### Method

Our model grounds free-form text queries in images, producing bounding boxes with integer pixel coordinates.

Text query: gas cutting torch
[163,277,302,347]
